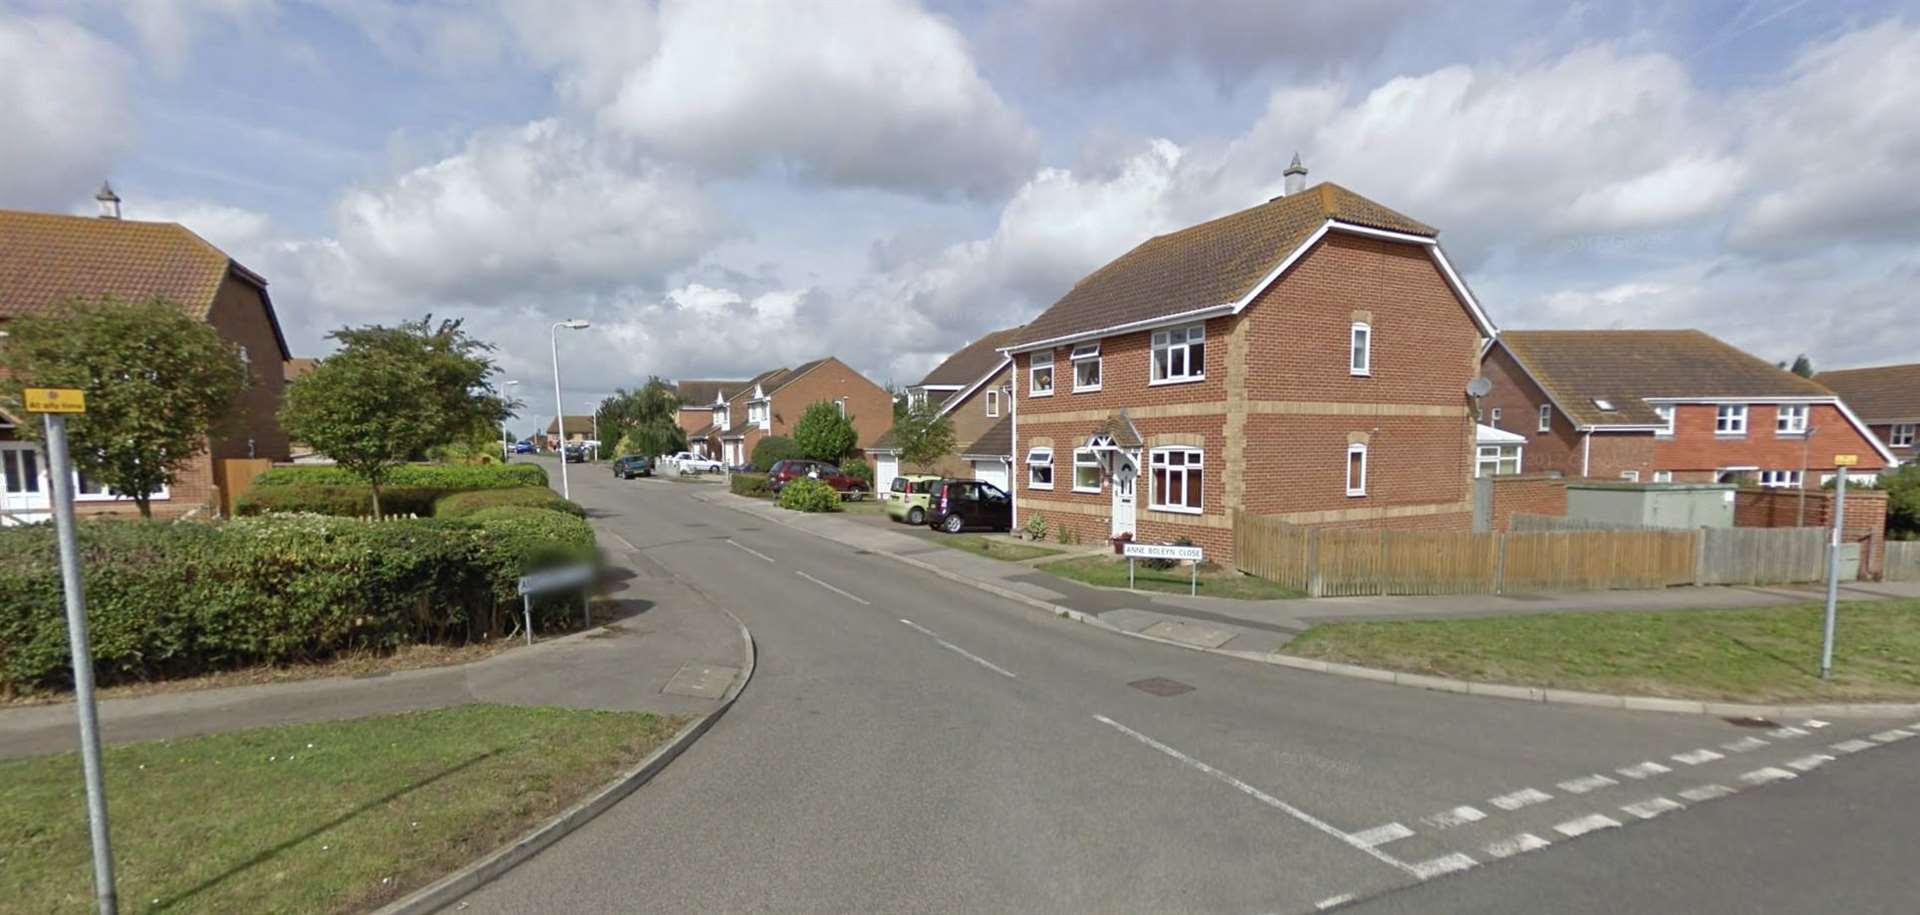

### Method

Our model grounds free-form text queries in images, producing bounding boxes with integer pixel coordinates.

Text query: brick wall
[1735,487,1889,578]
[205,277,290,463]
[1482,344,1583,476]
[768,358,894,458]
[1652,402,1888,485]
[1487,474,1568,531]
[677,406,714,435]
[946,367,1011,455]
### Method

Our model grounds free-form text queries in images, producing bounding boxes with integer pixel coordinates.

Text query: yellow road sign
[1833,454,1860,467]
[23,388,86,413]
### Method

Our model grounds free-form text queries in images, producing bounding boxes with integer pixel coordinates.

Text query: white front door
[1110,449,1137,538]
[1,442,50,525]
[971,460,1008,490]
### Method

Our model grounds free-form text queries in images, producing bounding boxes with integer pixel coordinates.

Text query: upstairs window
[1538,404,1552,433]
[1775,404,1808,435]
[1148,448,1203,512]
[1349,323,1371,376]
[1759,470,1802,488]
[1489,407,1502,427]
[1026,447,1053,489]
[1029,352,1054,396]
[1716,404,1748,435]
[1893,423,1916,447]
[1072,448,1102,492]
[1619,470,1640,482]
[1654,404,1675,436]
[1653,470,1673,483]
[985,389,999,417]
[1346,444,1368,496]
[1151,324,1205,383]
[1071,342,1102,392]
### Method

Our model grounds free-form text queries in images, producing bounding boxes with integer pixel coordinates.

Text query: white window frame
[1653,470,1672,483]
[1150,324,1205,385]
[1072,448,1102,493]
[1620,470,1640,482]
[1538,404,1552,433]
[73,470,170,503]
[1758,470,1803,489]
[1654,404,1675,437]
[985,389,999,417]
[1715,404,1748,436]
[1026,447,1054,489]
[1346,443,1368,497]
[1147,447,1203,513]
[1069,342,1102,392]
[1349,322,1371,376]
[1475,445,1501,478]
[1775,404,1808,435]
[1489,407,1502,426]
[1893,423,1916,447]
[1029,352,1054,397]
[834,400,846,419]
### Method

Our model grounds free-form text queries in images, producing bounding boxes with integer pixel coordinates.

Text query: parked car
[513,440,536,454]
[768,459,869,499]
[926,479,1011,533]
[668,452,723,473]
[726,462,755,473]
[563,444,587,463]
[885,474,942,525]
[612,455,651,479]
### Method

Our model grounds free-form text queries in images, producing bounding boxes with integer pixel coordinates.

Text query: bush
[252,463,547,490]
[730,474,772,498]
[463,507,598,580]
[750,436,803,472]
[777,477,841,513]
[235,485,441,518]
[842,456,874,486]
[1025,512,1048,542]
[435,487,585,518]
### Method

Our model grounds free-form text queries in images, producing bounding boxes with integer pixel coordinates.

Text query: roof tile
[1814,364,1920,423]
[1500,330,1832,428]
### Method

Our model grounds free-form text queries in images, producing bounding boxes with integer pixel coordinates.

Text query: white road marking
[606,531,638,552]
[1349,822,1414,848]
[1830,738,1875,754]
[1553,814,1621,838]
[1315,894,1356,910]
[1802,719,1830,729]
[1489,788,1553,811]
[1678,784,1735,802]
[1557,774,1618,794]
[1871,728,1915,743]
[1767,725,1809,739]
[796,570,869,604]
[1407,853,1477,879]
[1423,806,1487,830]
[1484,833,1551,860]
[1785,753,1834,772]
[1721,736,1769,753]
[1739,767,1797,786]
[1671,748,1724,766]
[1616,760,1673,779]
[1091,715,1419,877]
[725,539,775,563]
[899,619,1016,679]
[1621,797,1684,819]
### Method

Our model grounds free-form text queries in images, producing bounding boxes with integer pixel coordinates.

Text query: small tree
[597,378,687,457]
[0,296,248,518]
[892,400,956,471]
[327,316,510,457]
[793,401,858,462]
[279,348,438,518]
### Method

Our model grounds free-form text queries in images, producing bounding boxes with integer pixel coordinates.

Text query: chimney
[1282,153,1308,197]
[95,181,121,219]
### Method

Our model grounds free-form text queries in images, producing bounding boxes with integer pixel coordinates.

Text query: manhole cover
[1129,677,1194,697]
[1724,716,1777,729]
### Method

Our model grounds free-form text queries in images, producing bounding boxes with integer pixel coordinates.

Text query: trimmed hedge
[435,487,585,519]
[252,463,548,490]
[729,474,771,498]
[235,485,442,518]
[750,436,802,472]
[777,477,841,513]
[0,509,597,695]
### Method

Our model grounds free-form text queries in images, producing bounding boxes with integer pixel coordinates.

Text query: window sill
[1029,390,1054,398]
[1714,433,1748,439]
[1072,385,1102,394]
[1027,482,1054,491]
[1774,432,1808,439]
[1071,485,1102,494]
[1345,490,1367,498]
[1148,376,1206,387]
[1350,369,1371,377]
[1147,504,1203,515]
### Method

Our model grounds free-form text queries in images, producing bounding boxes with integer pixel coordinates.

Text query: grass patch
[1042,556,1307,600]
[0,705,682,914]
[935,534,1064,563]
[837,497,887,516]
[1284,599,1920,703]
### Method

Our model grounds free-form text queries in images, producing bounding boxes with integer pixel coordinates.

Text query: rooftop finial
[1283,153,1308,196]
[94,180,121,219]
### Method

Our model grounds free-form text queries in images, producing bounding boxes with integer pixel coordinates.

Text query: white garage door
[874,455,900,489]
[971,460,1009,490]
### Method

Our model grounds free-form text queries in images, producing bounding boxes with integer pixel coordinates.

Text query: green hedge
[777,477,841,513]
[252,463,547,490]
[435,487,585,519]
[235,485,443,518]
[729,474,771,498]
[0,509,597,695]
[750,436,802,472]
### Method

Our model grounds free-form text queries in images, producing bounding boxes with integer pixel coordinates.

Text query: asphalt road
[462,458,1920,914]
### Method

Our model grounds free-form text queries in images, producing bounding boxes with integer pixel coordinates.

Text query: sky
[4,0,1917,433]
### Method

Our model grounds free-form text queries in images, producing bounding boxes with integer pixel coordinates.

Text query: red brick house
[1004,168,1499,562]
[1814,363,1919,466]
[708,357,891,468]
[545,415,595,451]
[0,198,292,521]
[688,368,783,461]
[674,379,743,437]
[868,326,1022,489]
[1482,330,1893,487]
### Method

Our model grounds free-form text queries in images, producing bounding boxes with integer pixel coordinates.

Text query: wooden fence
[1888,541,1920,582]
[1233,510,1829,597]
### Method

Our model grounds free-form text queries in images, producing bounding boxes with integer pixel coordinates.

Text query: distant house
[1814,363,1919,466]
[674,379,744,437]
[0,189,292,520]
[711,357,891,467]
[689,368,786,461]
[869,325,1023,489]
[1483,330,1893,487]
[545,415,594,450]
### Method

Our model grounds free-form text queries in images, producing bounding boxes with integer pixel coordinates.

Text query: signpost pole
[1190,560,1197,597]
[1820,464,1850,680]
[45,412,118,915]
[522,594,534,647]
[1128,556,1135,590]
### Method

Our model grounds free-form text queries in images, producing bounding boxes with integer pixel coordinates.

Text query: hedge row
[729,475,771,498]
[252,463,547,490]
[235,485,444,518]
[0,508,596,695]
[434,487,586,519]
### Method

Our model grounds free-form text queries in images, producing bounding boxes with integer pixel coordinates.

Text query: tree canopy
[596,378,687,458]
[892,400,955,471]
[793,400,858,462]
[0,296,248,518]
[328,316,510,457]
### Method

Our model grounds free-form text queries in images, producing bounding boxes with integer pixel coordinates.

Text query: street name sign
[1833,454,1859,467]
[24,388,86,413]
[1123,543,1204,562]
[517,562,597,596]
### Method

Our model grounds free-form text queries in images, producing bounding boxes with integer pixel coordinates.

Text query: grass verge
[1284,598,1920,703]
[934,534,1064,563]
[1043,556,1308,600]
[0,705,683,914]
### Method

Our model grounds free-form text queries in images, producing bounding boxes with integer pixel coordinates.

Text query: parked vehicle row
[885,475,1010,532]
[664,451,724,473]
[768,459,868,499]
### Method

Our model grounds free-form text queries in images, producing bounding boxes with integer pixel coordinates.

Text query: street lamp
[502,380,520,456]
[551,320,590,499]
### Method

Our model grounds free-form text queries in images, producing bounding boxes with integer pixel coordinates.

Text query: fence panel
[1887,541,1920,582]
[1696,527,1826,585]
[1231,510,1312,592]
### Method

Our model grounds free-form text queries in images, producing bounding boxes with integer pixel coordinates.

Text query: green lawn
[0,705,681,915]
[838,496,887,516]
[1285,599,1920,703]
[1043,556,1308,600]
[934,534,1065,563]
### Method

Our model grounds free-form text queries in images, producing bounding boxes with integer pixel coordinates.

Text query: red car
[767,460,870,499]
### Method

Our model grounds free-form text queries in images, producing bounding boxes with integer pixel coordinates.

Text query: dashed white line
[1349,822,1414,848]
[1553,813,1621,838]
[1621,797,1684,820]
[1489,788,1554,812]
[1739,766,1797,786]
[1616,760,1673,780]
[725,538,775,563]
[1315,893,1356,910]
[796,570,869,604]
[898,619,1016,678]
[1721,736,1769,753]
[1871,728,1915,743]
[1557,774,1618,794]
[1785,753,1835,772]
[1484,833,1551,860]
[1091,715,1420,877]
[1671,748,1725,766]
[1423,806,1487,830]
[1830,738,1876,754]
[1407,853,1477,879]
[1767,725,1810,739]
[1678,784,1735,802]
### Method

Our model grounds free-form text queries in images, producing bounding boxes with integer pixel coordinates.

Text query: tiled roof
[765,358,830,395]
[1499,330,1833,428]
[1011,183,1434,347]
[724,367,789,404]
[869,427,898,453]
[687,422,719,439]
[721,419,755,439]
[676,379,744,407]
[1815,363,1920,422]
[284,357,316,381]
[920,326,1023,388]
[960,416,1012,459]
[546,415,595,435]
[1091,410,1145,449]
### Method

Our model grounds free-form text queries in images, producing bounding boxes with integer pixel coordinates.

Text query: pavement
[447,458,1920,914]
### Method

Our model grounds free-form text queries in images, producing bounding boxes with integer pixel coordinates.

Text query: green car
[884,475,942,525]
[611,455,652,479]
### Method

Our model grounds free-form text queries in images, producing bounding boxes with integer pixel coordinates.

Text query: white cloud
[118,0,277,75]
[0,14,129,210]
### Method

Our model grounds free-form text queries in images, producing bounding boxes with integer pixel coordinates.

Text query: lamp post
[551,320,590,498]
[502,380,520,457]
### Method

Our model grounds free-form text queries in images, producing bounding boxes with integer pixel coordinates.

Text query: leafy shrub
[435,487,584,518]
[730,474,772,498]
[253,463,547,490]
[750,435,803,472]
[1025,512,1048,541]
[463,507,598,581]
[777,477,841,513]
[235,485,441,518]
[842,456,874,486]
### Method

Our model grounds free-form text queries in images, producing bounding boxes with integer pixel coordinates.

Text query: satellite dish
[1465,377,1493,398]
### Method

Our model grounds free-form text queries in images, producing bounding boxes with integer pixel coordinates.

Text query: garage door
[874,455,899,489]
[971,460,1008,490]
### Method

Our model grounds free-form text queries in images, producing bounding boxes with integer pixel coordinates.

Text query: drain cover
[1129,677,1194,697]
[1724,716,1777,728]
